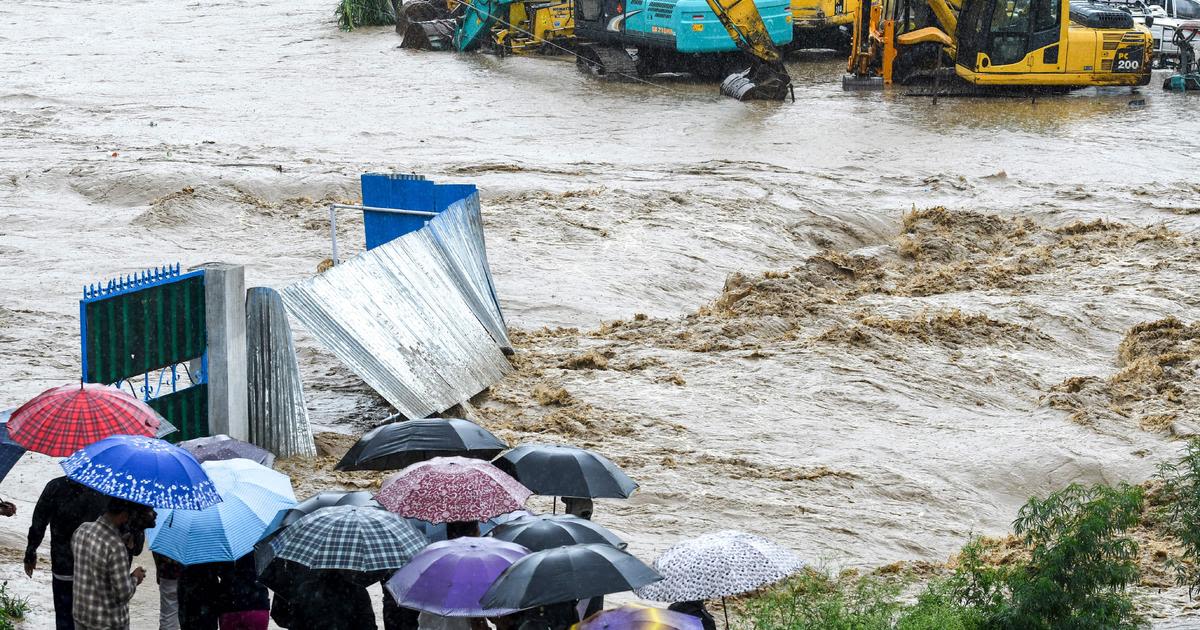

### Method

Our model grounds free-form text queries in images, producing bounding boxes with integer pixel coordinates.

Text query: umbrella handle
[553,496,556,515]
[723,596,729,630]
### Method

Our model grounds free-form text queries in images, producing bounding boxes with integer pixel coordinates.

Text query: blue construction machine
[397,0,795,99]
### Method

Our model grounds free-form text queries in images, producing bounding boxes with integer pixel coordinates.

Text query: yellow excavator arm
[704,0,784,62]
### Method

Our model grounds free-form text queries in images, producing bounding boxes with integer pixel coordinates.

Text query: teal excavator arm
[455,0,511,50]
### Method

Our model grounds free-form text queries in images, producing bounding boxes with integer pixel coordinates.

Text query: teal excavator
[397,0,796,99]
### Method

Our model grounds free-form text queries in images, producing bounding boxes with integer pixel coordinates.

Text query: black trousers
[52,577,74,630]
[382,588,419,630]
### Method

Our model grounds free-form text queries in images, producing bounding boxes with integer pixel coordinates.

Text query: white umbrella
[635,530,803,602]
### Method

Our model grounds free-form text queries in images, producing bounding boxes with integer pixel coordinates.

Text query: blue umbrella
[149,458,295,565]
[60,435,221,510]
[0,410,27,484]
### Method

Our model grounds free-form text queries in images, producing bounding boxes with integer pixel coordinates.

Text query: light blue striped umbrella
[148,458,295,565]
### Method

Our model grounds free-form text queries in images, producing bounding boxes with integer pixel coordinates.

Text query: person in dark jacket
[288,570,376,630]
[178,562,226,630]
[507,602,578,630]
[24,476,107,630]
[217,554,270,630]
[667,601,717,630]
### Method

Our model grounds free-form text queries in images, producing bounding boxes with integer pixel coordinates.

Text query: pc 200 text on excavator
[844,0,1153,91]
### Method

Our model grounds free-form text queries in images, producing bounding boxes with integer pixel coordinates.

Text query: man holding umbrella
[71,497,149,630]
[24,476,107,630]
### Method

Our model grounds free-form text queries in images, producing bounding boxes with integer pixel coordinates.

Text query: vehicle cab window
[990,0,1034,64]
[1033,0,1059,31]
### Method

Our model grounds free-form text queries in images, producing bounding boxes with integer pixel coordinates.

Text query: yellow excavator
[396,0,572,53]
[844,0,1153,90]
[789,0,856,50]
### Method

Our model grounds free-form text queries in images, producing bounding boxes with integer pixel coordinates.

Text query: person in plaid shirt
[70,497,148,630]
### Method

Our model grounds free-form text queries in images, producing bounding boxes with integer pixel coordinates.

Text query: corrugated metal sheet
[279,198,512,420]
[246,287,316,458]
[428,195,511,350]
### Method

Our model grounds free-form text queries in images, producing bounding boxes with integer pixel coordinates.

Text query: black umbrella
[487,514,625,552]
[335,418,507,471]
[480,543,662,610]
[255,491,382,574]
[493,445,638,500]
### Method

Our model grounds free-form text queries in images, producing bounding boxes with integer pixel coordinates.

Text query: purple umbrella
[179,434,275,468]
[578,605,704,630]
[385,537,530,617]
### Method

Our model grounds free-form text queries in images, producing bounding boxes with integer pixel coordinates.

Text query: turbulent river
[4,0,1200,625]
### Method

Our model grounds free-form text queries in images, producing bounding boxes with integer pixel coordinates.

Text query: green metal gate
[80,264,209,441]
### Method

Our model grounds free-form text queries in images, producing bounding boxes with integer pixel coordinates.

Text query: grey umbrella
[481,543,661,610]
[179,434,275,467]
[335,417,507,471]
[487,514,625,551]
[255,490,382,574]
[270,505,427,573]
[494,444,637,500]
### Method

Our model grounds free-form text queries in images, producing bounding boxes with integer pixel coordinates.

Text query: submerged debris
[1046,318,1200,433]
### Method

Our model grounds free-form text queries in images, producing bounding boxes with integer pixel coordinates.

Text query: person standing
[70,497,148,630]
[178,562,225,630]
[288,570,376,630]
[24,476,107,630]
[154,553,183,630]
[217,553,270,630]
[667,601,716,630]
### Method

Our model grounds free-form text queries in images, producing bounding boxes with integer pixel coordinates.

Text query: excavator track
[398,0,456,50]
[575,44,641,81]
[401,19,457,50]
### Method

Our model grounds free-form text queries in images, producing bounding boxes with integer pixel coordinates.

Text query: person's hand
[23,559,34,578]
[0,502,16,517]
[131,567,146,585]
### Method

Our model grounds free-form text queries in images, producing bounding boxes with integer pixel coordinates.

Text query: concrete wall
[197,263,248,440]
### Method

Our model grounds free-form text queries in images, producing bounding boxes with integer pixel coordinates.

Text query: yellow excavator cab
[492,0,574,53]
[846,0,1152,89]
[954,0,1151,86]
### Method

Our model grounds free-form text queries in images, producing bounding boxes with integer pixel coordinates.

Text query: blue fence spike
[83,262,188,300]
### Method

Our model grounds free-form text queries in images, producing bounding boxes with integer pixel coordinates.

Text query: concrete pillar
[197,263,248,440]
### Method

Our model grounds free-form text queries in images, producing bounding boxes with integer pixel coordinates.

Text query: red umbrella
[9,383,161,456]
[375,456,531,523]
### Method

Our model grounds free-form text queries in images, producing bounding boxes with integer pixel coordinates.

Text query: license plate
[1113,46,1144,73]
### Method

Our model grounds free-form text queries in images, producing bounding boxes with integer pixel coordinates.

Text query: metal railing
[327,203,439,266]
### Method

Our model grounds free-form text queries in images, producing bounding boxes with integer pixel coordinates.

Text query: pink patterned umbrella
[376,456,531,523]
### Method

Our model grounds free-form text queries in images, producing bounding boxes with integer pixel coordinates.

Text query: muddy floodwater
[4,0,1200,625]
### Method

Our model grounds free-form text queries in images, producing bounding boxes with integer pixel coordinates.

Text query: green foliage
[1156,437,1200,595]
[895,580,986,630]
[743,482,1146,630]
[336,0,396,31]
[744,569,901,630]
[0,581,28,630]
[1005,482,1144,629]
[743,569,984,630]
[945,483,1145,630]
